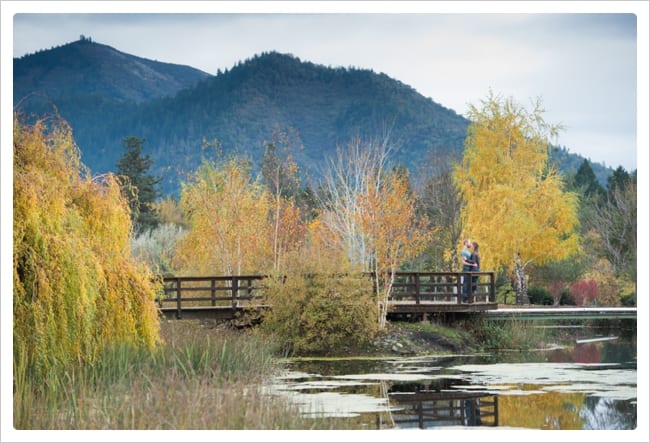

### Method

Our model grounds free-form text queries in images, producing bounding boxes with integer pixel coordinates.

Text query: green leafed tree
[116,136,161,233]
[453,92,581,303]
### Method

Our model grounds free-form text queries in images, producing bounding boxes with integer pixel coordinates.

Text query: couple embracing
[461,239,480,302]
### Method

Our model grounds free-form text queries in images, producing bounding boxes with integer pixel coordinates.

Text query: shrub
[527,286,553,305]
[619,292,636,307]
[495,281,516,304]
[131,222,187,275]
[261,272,378,355]
[568,279,599,306]
[559,289,575,305]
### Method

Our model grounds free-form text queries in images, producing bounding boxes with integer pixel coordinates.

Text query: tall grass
[14,321,336,430]
[470,318,548,351]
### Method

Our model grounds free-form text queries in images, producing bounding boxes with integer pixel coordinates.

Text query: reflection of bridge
[388,389,498,428]
[377,380,499,429]
[157,273,635,322]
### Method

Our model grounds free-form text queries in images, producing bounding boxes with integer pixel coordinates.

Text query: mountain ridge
[13,39,614,195]
[14,37,211,104]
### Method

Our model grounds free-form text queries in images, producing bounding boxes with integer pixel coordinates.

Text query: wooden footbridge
[157,272,498,321]
[157,272,637,323]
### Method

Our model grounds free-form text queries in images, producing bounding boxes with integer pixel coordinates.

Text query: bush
[527,286,553,305]
[131,222,187,275]
[559,289,575,305]
[261,272,378,355]
[568,279,599,306]
[495,281,516,304]
[619,292,636,307]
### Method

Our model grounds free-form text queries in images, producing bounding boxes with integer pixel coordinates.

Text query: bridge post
[468,273,475,303]
[231,276,239,309]
[175,277,182,319]
[489,272,496,303]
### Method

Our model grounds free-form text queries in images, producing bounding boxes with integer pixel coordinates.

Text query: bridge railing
[390,271,496,304]
[160,275,266,317]
[159,272,496,317]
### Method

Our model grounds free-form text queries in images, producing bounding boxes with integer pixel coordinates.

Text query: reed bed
[470,318,549,351]
[14,320,338,430]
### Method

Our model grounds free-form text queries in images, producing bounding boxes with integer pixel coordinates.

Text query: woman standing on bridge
[471,242,481,294]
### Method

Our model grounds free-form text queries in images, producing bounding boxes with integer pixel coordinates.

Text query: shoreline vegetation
[14,320,343,430]
[14,317,553,430]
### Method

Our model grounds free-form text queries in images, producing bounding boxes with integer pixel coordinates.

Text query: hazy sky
[5,2,647,173]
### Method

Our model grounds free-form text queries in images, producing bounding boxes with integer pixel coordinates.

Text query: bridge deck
[485,306,637,320]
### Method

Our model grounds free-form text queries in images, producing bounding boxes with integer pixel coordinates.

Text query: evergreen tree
[116,136,161,233]
[606,166,635,194]
[574,159,604,198]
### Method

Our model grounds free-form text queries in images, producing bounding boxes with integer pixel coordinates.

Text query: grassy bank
[13,317,553,430]
[13,320,340,430]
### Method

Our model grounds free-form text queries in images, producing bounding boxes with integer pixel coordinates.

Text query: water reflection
[387,381,498,428]
[272,331,637,430]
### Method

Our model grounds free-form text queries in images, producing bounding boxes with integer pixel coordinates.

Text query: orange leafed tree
[358,170,432,328]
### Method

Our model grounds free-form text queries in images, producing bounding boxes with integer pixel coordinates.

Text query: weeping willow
[13,114,161,383]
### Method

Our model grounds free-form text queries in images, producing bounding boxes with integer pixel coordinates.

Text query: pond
[270,320,637,431]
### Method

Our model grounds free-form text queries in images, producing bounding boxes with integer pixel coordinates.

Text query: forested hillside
[14,39,613,195]
[14,37,210,103]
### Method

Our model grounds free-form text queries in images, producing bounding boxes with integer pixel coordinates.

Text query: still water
[270,320,637,430]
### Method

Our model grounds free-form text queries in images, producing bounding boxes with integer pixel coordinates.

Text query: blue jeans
[462,267,471,301]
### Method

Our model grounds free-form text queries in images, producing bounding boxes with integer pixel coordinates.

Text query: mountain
[14,37,210,104]
[13,39,612,195]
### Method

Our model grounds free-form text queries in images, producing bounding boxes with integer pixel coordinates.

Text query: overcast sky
[1,4,649,442]
[5,2,647,173]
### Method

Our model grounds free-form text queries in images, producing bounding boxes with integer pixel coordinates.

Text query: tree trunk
[514,252,529,304]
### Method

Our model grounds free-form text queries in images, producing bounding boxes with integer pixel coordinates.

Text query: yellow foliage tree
[13,115,160,382]
[174,157,273,275]
[300,214,355,274]
[272,199,306,273]
[453,92,580,303]
[358,170,432,328]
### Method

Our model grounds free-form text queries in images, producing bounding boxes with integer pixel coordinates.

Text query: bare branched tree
[590,179,637,281]
[318,135,393,269]
[415,147,463,272]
